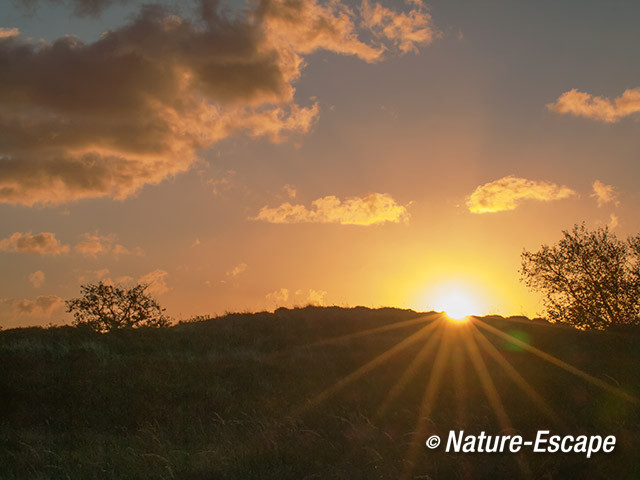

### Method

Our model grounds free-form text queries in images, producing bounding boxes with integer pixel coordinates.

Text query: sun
[433,288,479,321]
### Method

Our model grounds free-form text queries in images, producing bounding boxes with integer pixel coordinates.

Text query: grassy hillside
[0,306,638,479]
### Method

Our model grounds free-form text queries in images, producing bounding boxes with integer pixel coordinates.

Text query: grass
[0,306,638,479]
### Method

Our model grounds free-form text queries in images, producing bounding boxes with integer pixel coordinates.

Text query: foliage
[66,282,170,333]
[521,223,640,329]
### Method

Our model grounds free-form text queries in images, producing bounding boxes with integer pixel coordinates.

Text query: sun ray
[375,321,444,418]
[450,329,469,428]
[289,319,443,418]
[401,324,454,479]
[461,324,511,430]
[462,325,532,478]
[475,319,639,404]
[469,322,564,427]
[265,313,436,361]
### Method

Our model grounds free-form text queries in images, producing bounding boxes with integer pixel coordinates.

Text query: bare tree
[521,224,640,329]
[66,282,170,332]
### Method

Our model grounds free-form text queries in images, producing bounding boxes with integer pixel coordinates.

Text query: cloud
[28,270,45,288]
[74,233,143,258]
[305,288,327,306]
[609,213,619,229]
[226,262,248,278]
[591,180,619,207]
[0,0,435,207]
[0,294,64,315]
[283,184,297,198]
[266,288,289,303]
[138,268,169,295]
[208,170,235,196]
[361,0,436,54]
[252,192,411,225]
[265,287,326,306]
[547,87,640,123]
[0,232,69,255]
[0,294,65,328]
[0,27,19,38]
[467,176,576,214]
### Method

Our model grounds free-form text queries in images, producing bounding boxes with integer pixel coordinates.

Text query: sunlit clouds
[0,27,19,38]
[0,0,435,206]
[138,269,170,295]
[591,180,619,207]
[253,192,411,225]
[0,232,70,256]
[28,270,45,288]
[467,176,576,214]
[74,233,144,259]
[548,87,640,123]
[265,288,327,306]
[0,294,64,328]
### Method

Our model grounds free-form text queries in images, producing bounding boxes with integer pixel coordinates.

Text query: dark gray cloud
[0,0,435,206]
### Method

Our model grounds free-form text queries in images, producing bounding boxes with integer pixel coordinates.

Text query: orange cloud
[74,233,143,259]
[609,213,619,229]
[0,27,19,38]
[28,270,46,288]
[226,262,248,279]
[547,87,640,123]
[266,288,290,304]
[0,232,69,255]
[138,269,169,295]
[0,0,435,206]
[0,295,64,315]
[253,192,411,225]
[467,176,576,214]
[591,180,620,207]
[361,0,436,54]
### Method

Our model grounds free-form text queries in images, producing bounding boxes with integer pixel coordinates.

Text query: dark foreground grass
[0,306,638,479]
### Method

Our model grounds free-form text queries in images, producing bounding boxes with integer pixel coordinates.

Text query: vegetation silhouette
[0,306,638,479]
[521,223,640,329]
[66,281,170,333]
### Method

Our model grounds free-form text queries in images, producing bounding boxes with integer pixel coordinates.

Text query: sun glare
[433,289,478,321]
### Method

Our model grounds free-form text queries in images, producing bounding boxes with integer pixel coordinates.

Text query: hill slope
[0,306,638,479]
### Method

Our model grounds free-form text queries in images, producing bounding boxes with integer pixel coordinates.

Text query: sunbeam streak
[462,325,532,478]
[469,323,564,427]
[290,318,443,418]
[402,324,454,479]
[461,325,511,430]
[475,319,640,404]
[265,313,436,361]
[375,321,444,418]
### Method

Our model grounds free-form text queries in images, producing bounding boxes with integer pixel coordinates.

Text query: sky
[1,0,639,328]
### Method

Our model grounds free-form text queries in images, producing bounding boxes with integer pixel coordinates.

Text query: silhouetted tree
[66,282,169,333]
[521,224,640,329]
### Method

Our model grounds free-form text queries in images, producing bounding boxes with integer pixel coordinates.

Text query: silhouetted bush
[66,282,170,333]
[521,223,640,329]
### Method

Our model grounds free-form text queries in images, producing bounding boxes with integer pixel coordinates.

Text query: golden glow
[432,288,480,320]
